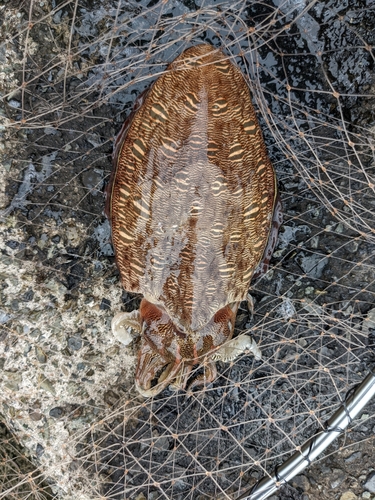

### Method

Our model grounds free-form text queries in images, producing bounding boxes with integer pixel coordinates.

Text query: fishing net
[1,0,375,499]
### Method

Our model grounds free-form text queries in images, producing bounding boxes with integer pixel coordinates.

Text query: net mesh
[1,0,375,499]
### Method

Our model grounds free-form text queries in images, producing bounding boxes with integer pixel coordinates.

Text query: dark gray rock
[67,336,82,351]
[363,472,375,493]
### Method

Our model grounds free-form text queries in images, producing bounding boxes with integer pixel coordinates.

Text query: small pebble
[5,372,22,391]
[8,99,21,108]
[104,390,120,406]
[22,289,34,302]
[39,377,56,395]
[363,472,375,493]
[81,169,103,190]
[49,407,65,418]
[44,126,57,135]
[340,492,357,500]
[5,240,19,249]
[346,240,359,253]
[320,465,332,475]
[24,343,32,354]
[35,346,47,363]
[153,435,170,452]
[52,9,62,23]
[331,475,345,489]
[100,298,111,310]
[10,300,19,311]
[345,451,362,463]
[292,475,310,491]
[29,411,43,422]
[36,443,44,457]
[67,336,82,350]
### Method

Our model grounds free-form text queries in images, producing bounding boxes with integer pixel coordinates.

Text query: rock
[43,126,58,135]
[299,253,329,279]
[362,308,375,338]
[292,475,310,491]
[302,299,325,317]
[49,407,65,419]
[35,346,47,363]
[340,492,357,500]
[4,371,22,391]
[363,471,375,493]
[320,465,332,475]
[331,469,346,489]
[331,477,345,489]
[8,98,21,108]
[103,390,120,406]
[39,376,56,395]
[67,336,82,351]
[52,9,62,23]
[5,240,19,249]
[29,411,43,421]
[100,298,111,310]
[22,289,34,301]
[345,451,362,463]
[81,169,103,191]
[36,443,44,457]
[10,299,19,311]
[154,435,170,452]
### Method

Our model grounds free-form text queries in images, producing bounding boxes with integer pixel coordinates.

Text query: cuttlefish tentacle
[134,340,182,397]
[168,364,194,392]
[185,361,218,393]
[111,310,141,346]
[210,333,262,362]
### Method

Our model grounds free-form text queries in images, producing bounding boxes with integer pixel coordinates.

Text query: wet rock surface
[0,0,375,499]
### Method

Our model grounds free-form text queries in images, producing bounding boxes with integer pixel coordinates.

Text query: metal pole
[238,368,375,500]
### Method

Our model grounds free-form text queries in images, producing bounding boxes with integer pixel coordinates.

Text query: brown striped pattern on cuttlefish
[106,44,281,397]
